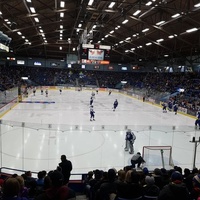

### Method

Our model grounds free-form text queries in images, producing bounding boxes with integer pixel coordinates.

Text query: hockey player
[168,100,173,111]
[196,110,200,119]
[91,91,95,98]
[162,102,167,113]
[45,89,48,97]
[59,88,62,95]
[33,88,36,96]
[108,90,112,95]
[41,88,43,95]
[195,119,200,129]
[90,97,93,106]
[173,104,178,115]
[90,106,95,121]
[113,99,118,111]
[124,129,136,154]
[96,89,98,94]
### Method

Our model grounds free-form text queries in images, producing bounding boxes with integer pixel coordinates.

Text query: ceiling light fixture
[142,28,149,32]
[156,21,165,26]
[60,1,65,8]
[146,42,152,46]
[108,2,115,8]
[60,13,64,18]
[122,19,128,24]
[156,38,164,42]
[30,7,36,13]
[186,27,198,33]
[133,10,141,16]
[171,13,180,18]
[194,3,200,7]
[34,17,39,22]
[146,1,152,6]
[88,0,94,6]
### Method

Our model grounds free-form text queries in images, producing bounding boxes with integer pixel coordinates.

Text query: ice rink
[0,89,199,175]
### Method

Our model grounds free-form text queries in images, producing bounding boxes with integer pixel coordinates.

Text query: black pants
[131,158,143,168]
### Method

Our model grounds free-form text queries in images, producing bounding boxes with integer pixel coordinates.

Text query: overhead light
[60,25,63,29]
[17,32,22,35]
[168,35,174,38]
[171,13,180,18]
[30,7,36,13]
[186,27,198,33]
[125,50,129,53]
[60,12,64,18]
[39,29,43,33]
[142,28,149,32]
[22,36,25,39]
[164,54,169,57]
[146,42,152,46]
[92,25,96,29]
[156,38,164,42]
[194,3,200,7]
[122,19,128,24]
[110,30,114,34]
[131,48,135,51]
[59,47,62,50]
[26,0,31,2]
[34,17,39,22]
[88,0,94,6]
[0,11,2,15]
[125,37,131,40]
[108,2,115,8]
[133,10,141,16]
[60,1,65,8]
[146,1,152,6]
[133,34,137,37]
[78,24,82,28]
[156,20,165,26]
[119,40,124,43]
[105,34,109,38]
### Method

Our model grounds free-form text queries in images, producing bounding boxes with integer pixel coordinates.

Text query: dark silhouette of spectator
[96,168,117,200]
[58,155,72,185]
[2,177,28,200]
[34,170,75,200]
[116,170,143,199]
[152,168,166,190]
[143,176,160,199]
[15,176,29,198]
[190,174,200,200]
[157,171,190,200]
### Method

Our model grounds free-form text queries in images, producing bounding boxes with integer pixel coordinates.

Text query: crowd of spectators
[0,165,200,199]
[83,165,200,200]
[1,65,200,111]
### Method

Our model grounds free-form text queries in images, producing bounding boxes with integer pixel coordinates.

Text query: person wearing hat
[130,152,145,169]
[157,171,190,200]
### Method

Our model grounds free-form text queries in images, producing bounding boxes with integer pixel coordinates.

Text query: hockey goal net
[142,146,174,169]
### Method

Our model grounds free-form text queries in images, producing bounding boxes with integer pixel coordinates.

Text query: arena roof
[0,0,200,63]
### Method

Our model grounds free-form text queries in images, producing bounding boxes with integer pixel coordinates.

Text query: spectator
[34,170,75,200]
[157,171,190,200]
[2,177,28,200]
[58,155,72,185]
